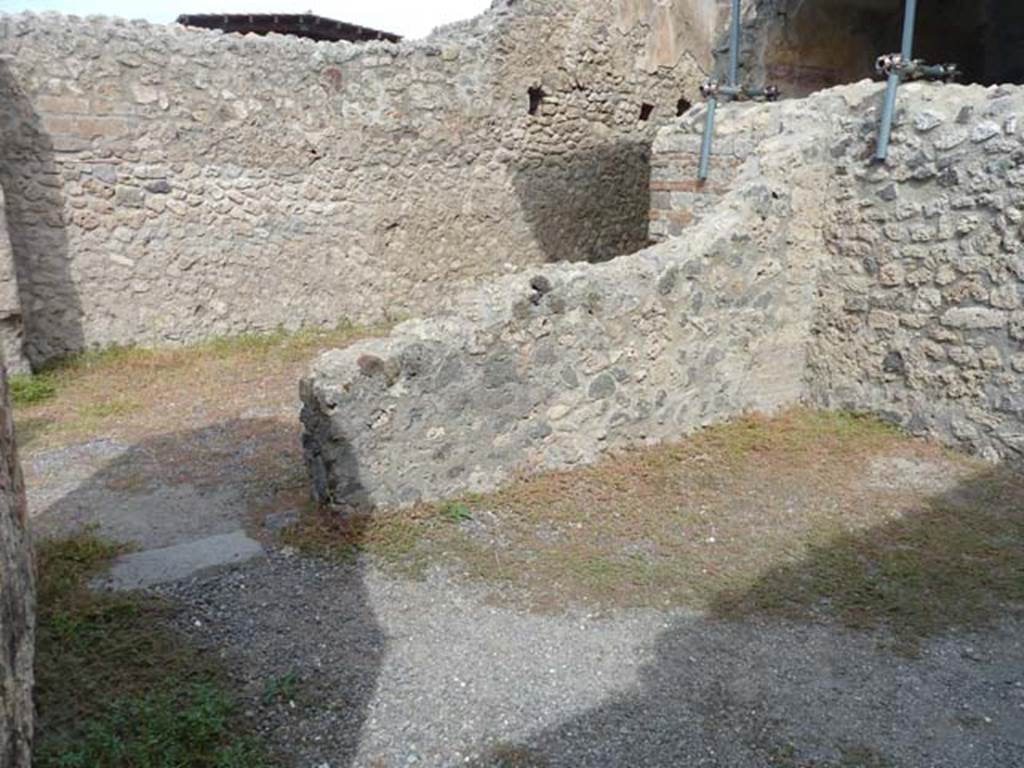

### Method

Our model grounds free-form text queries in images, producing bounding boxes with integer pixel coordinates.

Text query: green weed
[36,684,268,768]
[440,501,473,523]
[9,371,58,406]
[34,532,273,767]
[262,669,302,706]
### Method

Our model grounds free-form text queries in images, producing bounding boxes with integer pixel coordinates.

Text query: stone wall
[300,92,834,507]
[655,79,1024,462]
[0,359,34,768]
[0,1,712,367]
[647,103,751,241]
[302,80,1024,508]
[0,185,28,374]
[811,82,1024,461]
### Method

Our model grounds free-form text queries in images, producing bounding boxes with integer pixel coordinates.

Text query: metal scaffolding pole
[728,0,740,88]
[697,97,717,180]
[875,0,918,161]
[698,0,740,182]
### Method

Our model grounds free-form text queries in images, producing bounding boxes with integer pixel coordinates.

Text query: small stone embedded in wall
[882,350,906,376]
[940,307,1007,330]
[913,110,944,132]
[933,128,968,151]
[990,284,1021,310]
[971,120,1001,143]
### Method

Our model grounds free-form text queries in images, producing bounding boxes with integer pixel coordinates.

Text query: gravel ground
[22,408,1024,767]
[162,550,1024,768]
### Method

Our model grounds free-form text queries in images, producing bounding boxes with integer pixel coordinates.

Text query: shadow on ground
[477,462,1024,767]
[710,462,1024,648]
[31,417,303,548]
[32,418,385,768]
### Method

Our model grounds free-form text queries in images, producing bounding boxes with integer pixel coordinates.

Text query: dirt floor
[16,333,1024,768]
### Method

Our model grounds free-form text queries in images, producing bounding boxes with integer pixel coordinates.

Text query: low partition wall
[303,80,1024,509]
[300,171,821,506]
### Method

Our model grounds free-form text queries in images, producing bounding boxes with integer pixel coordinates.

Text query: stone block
[34,94,91,114]
[940,307,1007,330]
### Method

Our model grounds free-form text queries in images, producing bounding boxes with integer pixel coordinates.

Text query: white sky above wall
[0,0,492,39]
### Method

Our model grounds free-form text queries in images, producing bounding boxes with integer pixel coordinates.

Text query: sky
[0,0,492,38]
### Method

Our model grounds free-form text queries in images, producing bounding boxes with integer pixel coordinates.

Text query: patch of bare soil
[289,409,1023,653]
[17,327,379,546]
[16,325,381,454]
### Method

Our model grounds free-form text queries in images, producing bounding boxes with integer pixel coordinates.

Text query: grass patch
[13,321,384,453]
[55,321,374,371]
[440,500,473,523]
[281,503,430,573]
[38,684,268,768]
[76,398,142,421]
[683,408,900,461]
[261,669,302,706]
[9,371,58,406]
[276,409,1022,651]
[34,531,272,767]
[34,321,373,384]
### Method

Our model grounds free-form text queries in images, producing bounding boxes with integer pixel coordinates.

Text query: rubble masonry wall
[0,1,711,365]
[302,81,1024,508]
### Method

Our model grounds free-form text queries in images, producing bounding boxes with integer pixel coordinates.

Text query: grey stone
[95,531,265,590]
[529,275,552,295]
[940,308,1007,330]
[114,186,145,208]
[912,110,944,132]
[971,121,1001,143]
[145,179,172,194]
[559,365,579,389]
[588,372,617,400]
[933,128,968,151]
[882,350,906,376]
[483,353,518,389]
[91,163,118,184]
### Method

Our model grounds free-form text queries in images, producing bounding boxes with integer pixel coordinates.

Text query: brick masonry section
[648,123,744,242]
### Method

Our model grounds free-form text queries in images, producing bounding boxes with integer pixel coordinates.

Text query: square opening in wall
[528,86,546,116]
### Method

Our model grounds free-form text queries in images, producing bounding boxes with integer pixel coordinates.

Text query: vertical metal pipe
[875,75,901,161]
[698,97,717,181]
[875,0,918,161]
[728,0,741,87]
[699,0,739,181]
[899,0,917,60]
